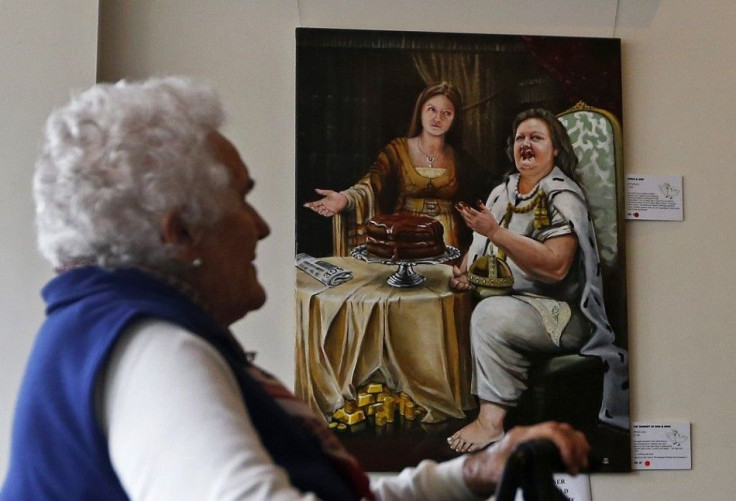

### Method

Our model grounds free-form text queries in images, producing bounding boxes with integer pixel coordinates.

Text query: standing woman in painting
[448,108,628,453]
[304,82,488,254]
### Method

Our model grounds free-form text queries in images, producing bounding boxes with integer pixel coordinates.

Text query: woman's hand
[462,421,591,498]
[456,201,499,239]
[303,189,348,217]
[450,265,473,291]
[457,200,577,284]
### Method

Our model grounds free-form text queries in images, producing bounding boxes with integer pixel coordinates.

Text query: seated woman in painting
[447,108,628,453]
[304,81,488,254]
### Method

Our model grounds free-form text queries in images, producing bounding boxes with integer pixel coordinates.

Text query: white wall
[96,0,302,407]
[0,0,99,479]
[3,1,736,499]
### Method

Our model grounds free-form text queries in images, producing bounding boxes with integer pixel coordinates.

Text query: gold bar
[356,392,375,408]
[398,394,408,416]
[366,402,384,416]
[374,413,387,427]
[365,383,384,394]
[404,402,416,420]
[383,396,395,422]
[344,409,366,425]
[376,392,390,402]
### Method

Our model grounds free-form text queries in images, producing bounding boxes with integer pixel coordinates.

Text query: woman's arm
[456,202,577,284]
[373,421,590,500]
[371,456,479,501]
[304,139,401,218]
[99,319,590,501]
[488,228,577,283]
[98,319,320,500]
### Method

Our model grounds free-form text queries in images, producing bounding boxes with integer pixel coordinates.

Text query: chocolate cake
[365,214,445,260]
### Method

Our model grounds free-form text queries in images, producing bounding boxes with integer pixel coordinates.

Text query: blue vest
[1,267,364,500]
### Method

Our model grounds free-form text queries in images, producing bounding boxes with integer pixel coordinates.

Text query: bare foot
[447,419,505,453]
[448,401,507,453]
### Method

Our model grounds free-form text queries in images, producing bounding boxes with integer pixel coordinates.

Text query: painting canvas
[294,27,630,473]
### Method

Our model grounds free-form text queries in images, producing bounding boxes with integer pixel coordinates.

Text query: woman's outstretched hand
[456,201,499,239]
[303,189,349,217]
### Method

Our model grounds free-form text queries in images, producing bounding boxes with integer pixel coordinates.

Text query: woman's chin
[246,285,267,311]
[516,163,535,174]
[516,163,552,177]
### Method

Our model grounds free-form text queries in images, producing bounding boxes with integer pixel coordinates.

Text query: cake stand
[351,245,460,288]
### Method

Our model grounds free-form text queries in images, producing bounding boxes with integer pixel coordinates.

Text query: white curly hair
[33,76,230,271]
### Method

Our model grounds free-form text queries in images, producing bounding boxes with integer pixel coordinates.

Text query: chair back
[557,102,625,270]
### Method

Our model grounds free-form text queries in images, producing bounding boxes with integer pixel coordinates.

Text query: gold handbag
[467,255,514,298]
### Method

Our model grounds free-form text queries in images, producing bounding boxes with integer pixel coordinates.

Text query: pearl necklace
[514,179,540,202]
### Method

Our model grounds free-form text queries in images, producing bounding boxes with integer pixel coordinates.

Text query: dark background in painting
[295,27,626,342]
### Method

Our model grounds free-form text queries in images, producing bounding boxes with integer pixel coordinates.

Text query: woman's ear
[161,209,198,262]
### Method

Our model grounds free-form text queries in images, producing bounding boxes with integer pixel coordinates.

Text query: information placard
[625,175,683,221]
[632,422,691,470]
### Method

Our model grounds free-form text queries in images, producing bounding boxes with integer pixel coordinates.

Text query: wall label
[625,175,683,221]
[632,422,691,470]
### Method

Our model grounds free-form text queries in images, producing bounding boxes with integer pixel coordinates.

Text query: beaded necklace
[495,186,550,260]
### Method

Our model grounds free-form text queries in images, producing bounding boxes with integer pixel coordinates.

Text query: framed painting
[294,27,630,473]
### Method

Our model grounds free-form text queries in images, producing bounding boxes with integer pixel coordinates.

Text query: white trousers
[470,295,590,406]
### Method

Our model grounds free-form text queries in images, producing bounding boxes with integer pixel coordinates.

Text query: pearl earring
[191,258,203,268]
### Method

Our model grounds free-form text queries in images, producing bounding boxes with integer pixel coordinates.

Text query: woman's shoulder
[485,177,512,206]
[378,137,410,160]
[541,167,585,197]
[542,168,590,217]
[386,137,409,149]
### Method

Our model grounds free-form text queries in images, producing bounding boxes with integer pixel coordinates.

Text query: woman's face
[192,132,271,327]
[513,118,558,181]
[420,94,455,137]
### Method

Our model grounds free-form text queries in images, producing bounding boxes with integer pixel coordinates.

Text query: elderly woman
[448,109,628,453]
[2,79,590,500]
[304,82,488,254]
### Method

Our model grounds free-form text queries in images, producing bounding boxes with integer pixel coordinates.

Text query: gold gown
[335,137,480,255]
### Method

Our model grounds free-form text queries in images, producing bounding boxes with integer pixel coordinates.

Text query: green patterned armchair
[506,103,626,429]
[559,102,624,272]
